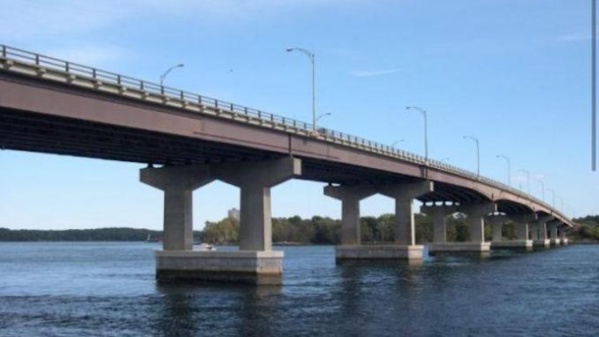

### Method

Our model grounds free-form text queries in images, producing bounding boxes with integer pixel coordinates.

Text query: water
[0,243,598,337]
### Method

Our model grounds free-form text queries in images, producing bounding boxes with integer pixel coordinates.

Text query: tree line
[202,214,519,245]
[2,213,592,243]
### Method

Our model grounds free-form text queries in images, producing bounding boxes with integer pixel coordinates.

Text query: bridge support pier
[429,203,495,254]
[487,215,510,250]
[142,158,301,285]
[533,216,552,248]
[141,165,214,251]
[559,227,569,245]
[549,221,561,246]
[420,205,458,245]
[494,213,535,250]
[326,182,432,262]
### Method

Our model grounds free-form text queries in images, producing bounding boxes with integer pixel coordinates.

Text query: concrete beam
[140,165,214,251]
[217,157,301,251]
[324,184,377,245]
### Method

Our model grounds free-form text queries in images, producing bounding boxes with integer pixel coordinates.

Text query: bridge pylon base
[335,244,424,263]
[533,239,551,248]
[155,250,283,285]
[428,242,491,255]
[490,240,533,250]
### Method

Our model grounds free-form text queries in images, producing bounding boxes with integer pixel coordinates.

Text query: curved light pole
[405,106,428,161]
[546,188,556,207]
[556,196,564,211]
[534,177,545,201]
[160,63,184,86]
[391,139,405,147]
[316,112,331,123]
[518,169,531,194]
[496,154,511,187]
[286,47,316,132]
[463,135,480,177]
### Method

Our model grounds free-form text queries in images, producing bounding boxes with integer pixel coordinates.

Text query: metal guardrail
[0,44,570,222]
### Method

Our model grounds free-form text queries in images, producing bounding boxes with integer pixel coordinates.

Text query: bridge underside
[0,107,494,204]
[0,106,539,211]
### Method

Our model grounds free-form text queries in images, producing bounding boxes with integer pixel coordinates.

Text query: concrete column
[559,227,569,245]
[380,181,434,245]
[140,165,214,251]
[420,205,458,243]
[549,221,560,246]
[532,215,553,248]
[218,157,302,251]
[331,181,433,262]
[324,185,376,245]
[485,215,507,243]
[148,158,301,285]
[460,203,496,243]
[429,202,495,254]
[517,222,529,240]
[491,213,536,250]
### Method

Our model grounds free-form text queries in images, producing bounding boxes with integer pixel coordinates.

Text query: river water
[0,242,598,336]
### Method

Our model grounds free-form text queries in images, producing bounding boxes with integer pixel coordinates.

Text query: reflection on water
[0,243,599,336]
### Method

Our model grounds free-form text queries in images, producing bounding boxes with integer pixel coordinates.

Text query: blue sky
[0,0,595,230]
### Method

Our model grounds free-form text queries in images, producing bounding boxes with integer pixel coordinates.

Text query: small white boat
[194,243,215,251]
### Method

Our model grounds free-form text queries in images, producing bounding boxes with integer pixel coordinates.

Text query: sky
[0,0,595,230]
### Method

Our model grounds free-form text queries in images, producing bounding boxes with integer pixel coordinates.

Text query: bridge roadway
[0,45,573,284]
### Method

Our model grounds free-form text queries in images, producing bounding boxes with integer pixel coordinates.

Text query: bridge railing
[0,45,568,221]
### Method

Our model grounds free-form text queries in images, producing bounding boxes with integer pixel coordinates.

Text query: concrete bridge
[0,45,573,284]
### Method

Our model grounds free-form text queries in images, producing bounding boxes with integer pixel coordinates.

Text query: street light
[496,154,511,187]
[391,139,405,147]
[518,169,530,194]
[316,112,331,123]
[405,106,428,161]
[463,135,480,177]
[534,177,545,201]
[546,188,556,207]
[286,47,316,132]
[556,196,564,210]
[160,63,184,86]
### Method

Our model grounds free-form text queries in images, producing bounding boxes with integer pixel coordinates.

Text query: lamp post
[557,196,564,211]
[316,112,331,123]
[546,188,556,207]
[391,139,405,147]
[286,47,316,133]
[463,135,480,177]
[534,177,545,201]
[518,169,531,195]
[405,106,428,161]
[496,154,511,187]
[160,63,184,86]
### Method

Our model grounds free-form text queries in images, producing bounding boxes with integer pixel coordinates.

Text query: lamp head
[286,48,294,52]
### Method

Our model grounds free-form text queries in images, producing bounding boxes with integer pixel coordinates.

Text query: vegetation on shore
[3,214,596,243]
[570,216,599,242]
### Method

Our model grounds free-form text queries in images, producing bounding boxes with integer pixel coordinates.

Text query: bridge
[0,45,573,284]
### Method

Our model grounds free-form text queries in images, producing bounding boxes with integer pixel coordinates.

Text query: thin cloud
[557,33,591,42]
[350,68,404,78]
